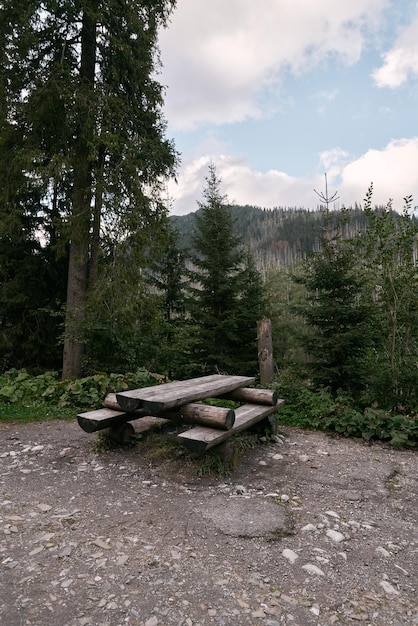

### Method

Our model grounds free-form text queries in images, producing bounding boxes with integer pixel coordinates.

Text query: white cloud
[373,13,418,88]
[338,138,418,207]
[160,0,386,130]
[167,153,318,215]
[168,138,418,214]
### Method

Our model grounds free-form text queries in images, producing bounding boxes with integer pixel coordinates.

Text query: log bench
[177,400,285,454]
[77,374,284,452]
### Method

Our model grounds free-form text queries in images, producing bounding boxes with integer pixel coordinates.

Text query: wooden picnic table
[77,374,284,454]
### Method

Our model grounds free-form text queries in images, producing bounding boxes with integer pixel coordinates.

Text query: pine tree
[146,225,189,377]
[295,242,372,394]
[0,1,178,377]
[188,165,264,375]
[294,180,373,395]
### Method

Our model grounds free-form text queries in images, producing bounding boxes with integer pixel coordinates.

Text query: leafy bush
[272,370,417,448]
[0,368,162,409]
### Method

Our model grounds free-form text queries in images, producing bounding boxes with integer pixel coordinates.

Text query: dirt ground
[0,417,417,626]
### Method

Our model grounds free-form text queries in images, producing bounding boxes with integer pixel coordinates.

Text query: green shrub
[272,370,417,448]
[0,368,161,409]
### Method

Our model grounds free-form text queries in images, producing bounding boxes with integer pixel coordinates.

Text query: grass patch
[0,402,76,424]
[91,426,267,478]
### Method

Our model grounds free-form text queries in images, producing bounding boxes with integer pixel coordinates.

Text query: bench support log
[78,396,236,434]
[178,400,285,454]
[220,387,277,406]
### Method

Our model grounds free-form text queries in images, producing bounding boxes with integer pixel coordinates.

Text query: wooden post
[257,317,274,385]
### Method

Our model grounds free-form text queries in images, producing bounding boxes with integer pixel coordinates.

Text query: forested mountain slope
[171,204,370,272]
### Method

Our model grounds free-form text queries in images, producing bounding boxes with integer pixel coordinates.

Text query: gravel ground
[0,418,417,626]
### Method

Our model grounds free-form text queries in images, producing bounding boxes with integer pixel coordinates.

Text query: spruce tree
[188,165,264,375]
[146,225,188,377]
[294,177,373,396]
[0,1,178,377]
[295,240,372,395]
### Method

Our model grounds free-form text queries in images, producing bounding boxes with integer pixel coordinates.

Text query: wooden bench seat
[177,400,285,454]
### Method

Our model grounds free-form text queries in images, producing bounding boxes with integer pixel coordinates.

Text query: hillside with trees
[172,203,380,274]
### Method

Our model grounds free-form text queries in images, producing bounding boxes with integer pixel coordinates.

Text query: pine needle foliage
[187,165,264,375]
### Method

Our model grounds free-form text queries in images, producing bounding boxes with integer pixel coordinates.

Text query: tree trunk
[89,143,105,286]
[62,5,97,379]
[257,317,274,385]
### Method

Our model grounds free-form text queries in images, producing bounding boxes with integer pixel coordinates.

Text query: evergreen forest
[0,2,417,449]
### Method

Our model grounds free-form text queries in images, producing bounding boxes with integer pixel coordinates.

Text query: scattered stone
[325,510,340,519]
[345,490,362,501]
[315,555,329,564]
[59,547,72,558]
[326,529,346,543]
[380,580,399,595]
[37,503,52,512]
[0,418,416,626]
[39,533,55,542]
[301,523,317,532]
[273,435,285,444]
[282,549,298,564]
[376,546,391,558]
[348,520,361,529]
[171,550,181,560]
[302,563,325,576]
[234,485,247,495]
[93,539,111,550]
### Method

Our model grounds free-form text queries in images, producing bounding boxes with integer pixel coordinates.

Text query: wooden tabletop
[116,374,255,414]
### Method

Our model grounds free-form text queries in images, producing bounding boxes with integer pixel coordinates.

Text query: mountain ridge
[170,204,369,272]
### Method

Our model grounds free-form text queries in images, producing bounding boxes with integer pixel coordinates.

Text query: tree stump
[257,317,274,385]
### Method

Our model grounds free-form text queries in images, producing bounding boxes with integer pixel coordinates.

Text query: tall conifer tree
[188,165,264,375]
[0,0,178,377]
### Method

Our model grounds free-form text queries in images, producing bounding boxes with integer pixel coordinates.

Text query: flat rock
[198,495,290,538]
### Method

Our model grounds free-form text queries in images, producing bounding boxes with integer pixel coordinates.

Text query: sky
[157,0,418,215]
